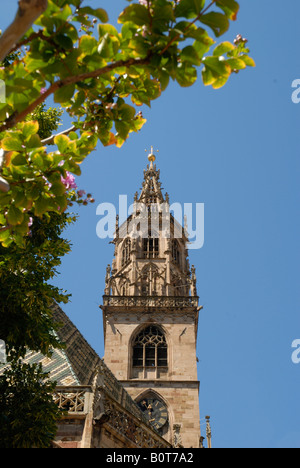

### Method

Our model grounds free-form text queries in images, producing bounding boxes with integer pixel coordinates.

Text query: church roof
[51,303,102,385]
[0,303,102,386]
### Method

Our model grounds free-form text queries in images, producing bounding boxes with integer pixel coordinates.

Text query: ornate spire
[138,146,165,205]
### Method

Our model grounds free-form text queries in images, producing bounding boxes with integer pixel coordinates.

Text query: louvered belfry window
[122,238,131,266]
[132,326,168,369]
[143,237,159,259]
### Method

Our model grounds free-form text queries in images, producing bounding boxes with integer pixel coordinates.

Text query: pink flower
[77,190,86,197]
[40,87,47,95]
[61,172,77,190]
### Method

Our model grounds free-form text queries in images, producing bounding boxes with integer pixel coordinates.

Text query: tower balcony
[102,295,199,309]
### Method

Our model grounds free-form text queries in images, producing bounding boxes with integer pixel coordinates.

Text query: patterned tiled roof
[0,303,101,386]
[51,303,102,385]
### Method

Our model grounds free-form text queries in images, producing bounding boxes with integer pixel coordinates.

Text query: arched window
[132,326,168,369]
[121,238,131,267]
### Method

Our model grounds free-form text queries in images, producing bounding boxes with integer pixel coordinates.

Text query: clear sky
[2,0,300,449]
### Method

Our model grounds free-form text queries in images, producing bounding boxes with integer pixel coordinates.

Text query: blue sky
[2,0,300,448]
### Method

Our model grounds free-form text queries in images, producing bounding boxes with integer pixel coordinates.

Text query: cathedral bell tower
[101,149,202,448]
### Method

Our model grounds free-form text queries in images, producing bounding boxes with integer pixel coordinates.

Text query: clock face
[138,398,168,431]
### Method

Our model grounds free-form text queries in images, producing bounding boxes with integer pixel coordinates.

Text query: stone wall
[102,307,201,448]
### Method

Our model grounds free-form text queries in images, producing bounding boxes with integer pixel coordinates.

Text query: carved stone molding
[53,388,88,413]
[102,295,199,309]
[103,398,169,448]
[54,384,171,448]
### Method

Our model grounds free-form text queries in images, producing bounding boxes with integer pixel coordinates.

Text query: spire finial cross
[145,146,159,164]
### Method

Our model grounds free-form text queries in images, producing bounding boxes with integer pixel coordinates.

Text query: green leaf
[98,24,119,39]
[211,74,230,89]
[98,33,110,56]
[213,41,235,56]
[216,0,240,20]
[51,182,66,197]
[22,121,39,139]
[25,58,48,73]
[200,12,229,37]
[54,84,76,104]
[115,120,130,140]
[14,191,28,208]
[27,184,41,201]
[55,33,74,50]
[34,197,52,217]
[0,229,10,243]
[158,69,170,92]
[79,35,98,55]
[72,90,86,111]
[6,206,24,226]
[0,193,11,207]
[181,45,201,66]
[118,4,150,26]
[11,154,27,166]
[175,0,205,19]
[1,136,23,152]
[94,8,109,23]
[54,134,70,153]
[78,6,109,23]
[55,195,68,213]
[118,103,136,121]
[176,62,198,87]
[202,56,231,88]
[98,33,120,58]
[26,134,42,149]
[32,152,46,170]
[240,55,256,67]
[63,160,82,176]
[202,56,231,76]
[153,4,175,24]
[226,57,246,70]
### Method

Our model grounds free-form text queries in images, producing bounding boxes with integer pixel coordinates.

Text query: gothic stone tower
[101,149,202,448]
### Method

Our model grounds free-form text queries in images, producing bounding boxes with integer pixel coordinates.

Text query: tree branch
[8,30,56,56]
[0,0,48,62]
[0,55,151,133]
[41,126,76,146]
[0,177,10,193]
[0,149,10,193]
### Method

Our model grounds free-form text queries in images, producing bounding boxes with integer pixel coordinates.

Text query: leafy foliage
[0,0,254,448]
[0,360,64,448]
[0,211,74,359]
[0,0,254,247]
[27,103,63,140]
